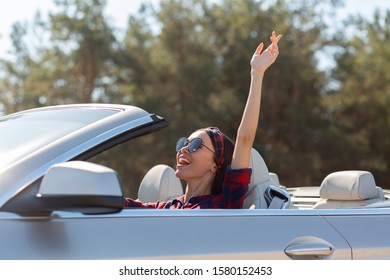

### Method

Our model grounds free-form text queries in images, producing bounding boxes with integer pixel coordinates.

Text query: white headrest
[320,170,377,200]
[138,165,183,202]
[249,148,270,190]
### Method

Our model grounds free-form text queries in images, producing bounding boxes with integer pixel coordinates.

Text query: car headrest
[138,164,183,202]
[249,148,270,190]
[319,170,377,200]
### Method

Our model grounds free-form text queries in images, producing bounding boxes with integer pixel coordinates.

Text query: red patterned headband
[209,127,224,168]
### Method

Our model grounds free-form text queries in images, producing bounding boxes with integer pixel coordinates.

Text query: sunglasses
[176,137,215,153]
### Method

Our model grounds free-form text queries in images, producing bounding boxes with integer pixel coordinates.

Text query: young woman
[125,31,282,209]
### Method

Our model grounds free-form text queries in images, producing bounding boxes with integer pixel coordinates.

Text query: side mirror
[37,161,124,214]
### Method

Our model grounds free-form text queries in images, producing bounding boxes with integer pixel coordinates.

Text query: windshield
[0,107,118,169]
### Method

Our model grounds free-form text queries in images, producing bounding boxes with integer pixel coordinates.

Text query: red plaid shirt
[124,167,251,209]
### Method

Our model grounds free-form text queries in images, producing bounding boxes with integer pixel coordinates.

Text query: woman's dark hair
[203,127,235,195]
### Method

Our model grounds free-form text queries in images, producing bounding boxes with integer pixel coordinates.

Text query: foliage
[325,10,390,185]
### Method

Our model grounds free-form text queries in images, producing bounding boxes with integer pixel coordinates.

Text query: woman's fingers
[270,31,276,42]
[275,34,282,44]
[269,32,282,53]
[255,42,264,55]
[270,31,282,43]
[254,32,282,57]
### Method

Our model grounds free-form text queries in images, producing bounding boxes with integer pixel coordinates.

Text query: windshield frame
[0,106,120,170]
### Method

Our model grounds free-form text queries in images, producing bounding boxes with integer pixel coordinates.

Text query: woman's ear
[211,163,218,174]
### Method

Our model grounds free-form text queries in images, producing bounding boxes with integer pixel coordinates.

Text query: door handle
[285,243,334,258]
[284,237,335,259]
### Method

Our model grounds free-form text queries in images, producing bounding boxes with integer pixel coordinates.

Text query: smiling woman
[123,31,282,209]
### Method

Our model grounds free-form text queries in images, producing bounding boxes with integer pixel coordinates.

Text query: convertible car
[0,103,389,260]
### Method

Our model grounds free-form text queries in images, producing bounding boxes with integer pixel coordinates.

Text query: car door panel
[319,209,390,259]
[0,209,352,260]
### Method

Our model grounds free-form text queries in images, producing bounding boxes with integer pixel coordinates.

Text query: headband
[209,127,225,168]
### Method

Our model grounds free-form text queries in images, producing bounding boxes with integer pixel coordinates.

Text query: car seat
[138,164,183,203]
[243,148,291,209]
[313,170,385,209]
[269,172,280,187]
[138,149,291,208]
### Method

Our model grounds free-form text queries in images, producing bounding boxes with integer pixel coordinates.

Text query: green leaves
[326,10,390,183]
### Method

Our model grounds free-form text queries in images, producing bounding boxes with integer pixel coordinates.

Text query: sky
[0,0,389,56]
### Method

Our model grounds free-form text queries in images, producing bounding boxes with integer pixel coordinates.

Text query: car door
[0,208,351,259]
[318,208,390,259]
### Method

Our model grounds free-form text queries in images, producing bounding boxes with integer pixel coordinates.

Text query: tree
[0,22,35,114]
[0,0,117,113]
[49,0,117,103]
[325,10,390,186]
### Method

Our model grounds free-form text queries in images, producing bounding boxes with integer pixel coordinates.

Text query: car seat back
[269,172,280,187]
[313,170,384,209]
[243,148,290,209]
[138,164,183,203]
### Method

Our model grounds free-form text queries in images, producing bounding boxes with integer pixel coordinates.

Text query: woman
[125,31,282,209]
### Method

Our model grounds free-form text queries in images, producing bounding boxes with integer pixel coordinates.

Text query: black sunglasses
[176,137,214,153]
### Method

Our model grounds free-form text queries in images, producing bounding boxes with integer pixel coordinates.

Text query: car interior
[137,148,389,210]
[137,148,291,209]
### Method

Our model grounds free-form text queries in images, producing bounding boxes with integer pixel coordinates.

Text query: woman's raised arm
[230,31,282,170]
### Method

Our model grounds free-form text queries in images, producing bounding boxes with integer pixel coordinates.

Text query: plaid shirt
[124,167,251,209]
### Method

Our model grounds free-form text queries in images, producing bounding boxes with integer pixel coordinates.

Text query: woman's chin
[175,168,186,179]
[175,165,193,180]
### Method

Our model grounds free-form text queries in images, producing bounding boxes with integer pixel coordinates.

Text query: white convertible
[1,104,389,259]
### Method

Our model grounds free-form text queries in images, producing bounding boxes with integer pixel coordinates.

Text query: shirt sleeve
[222,166,252,209]
[124,197,167,208]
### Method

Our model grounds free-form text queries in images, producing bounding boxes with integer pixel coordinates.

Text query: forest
[0,0,389,196]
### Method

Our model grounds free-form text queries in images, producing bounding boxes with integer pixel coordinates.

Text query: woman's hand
[250,31,282,74]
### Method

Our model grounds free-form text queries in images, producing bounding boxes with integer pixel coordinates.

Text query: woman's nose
[179,145,189,154]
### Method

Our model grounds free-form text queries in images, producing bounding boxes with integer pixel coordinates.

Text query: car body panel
[318,209,390,259]
[0,209,351,260]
